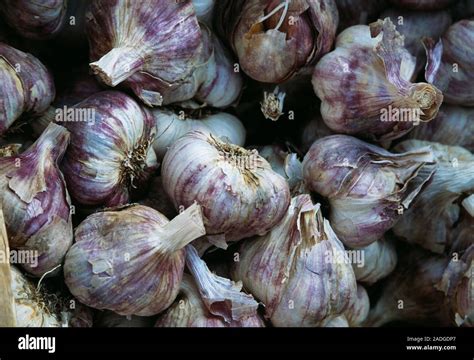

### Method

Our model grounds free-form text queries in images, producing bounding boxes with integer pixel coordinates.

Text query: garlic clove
[344,284,370,327]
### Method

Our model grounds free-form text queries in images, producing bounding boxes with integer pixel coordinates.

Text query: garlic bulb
[152,108,246,160]
[0,0,67,40]
[155,275,265,327]
[0,123,73,276]
[61,91,158,208]
[407,105,474,152]
[232,195,358,327]
[162,131,290,246]
[389,0,457,10]
[424,19,474,106]
[366,245,473,326]
[352,237,398,285]
[335,0,388,31]
[96,311,155,328]
[185,245,258,322]
[380,8,452,75]
[64,204,206,316]
[214,0,339,84]
[86,0,203,107]
[11,266,61,327]
[344,284,370,327]
[313,18,443,141]
[393,140,474,254]
[303,135,436,248]
[0,43,55,135]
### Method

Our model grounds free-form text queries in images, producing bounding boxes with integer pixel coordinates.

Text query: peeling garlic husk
[393,140,474,254]
[152,108,246,160]
[64,204,206,316]
[0,43,55,135]
[303,135,436,248]
[214,0,339,84]
[0,123,73,276]
[162,131,290,247]
[344,284,370,327]
[406,105,474,152]
[351,237,398,285]
[366,245,473,327]
[389,0,457,10]
[380,8,452,75]
[313,18,443,142]
[155,274,265,328]
[0,0,67,40]
[424,19,474,106]
[86,0,203,107]
[61,91,158,208]
[231,195,358,327]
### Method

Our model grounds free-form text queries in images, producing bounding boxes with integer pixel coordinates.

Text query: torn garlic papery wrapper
[232,195,358,327]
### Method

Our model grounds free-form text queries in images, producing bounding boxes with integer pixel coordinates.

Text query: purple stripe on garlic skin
[0,123,73,276]
[161,130,290,245]
[0,43,55,135]
[61,91,158,207]
[424,19,474,106]
[64,204,206,316]
[302,135,436,248]
[86,0,203,107]
[344,284,370,327]
[388,0,457,11]
[0,0,67,40]
[313,18,443,142]
[231,195,358,327]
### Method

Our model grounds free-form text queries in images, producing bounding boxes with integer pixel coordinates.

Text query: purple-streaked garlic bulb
[155,274,265,328]
[257,144,306,195]
[0,43,55,135]
[86,0,203,107]
[366,245,473,327]
[313,18,443,142]
[11,266,61,327]
[162,131,290,247]
[351,237,398,285]
[335,0,388,32]
[344,284,370,327]
[61,91,158,208]
[407,105,474,152]
[64,204,206,316]
[152,108,246,160]
[380,8,452,75]
[214,0,339,84]
[0,123,73,276]
[231,195,358,327]
[393,140,474,254]
[389,0,457,11]
[96,311,155,328]
[303,135,436,248]
[424,19,474,106]
[161,25,243,107]
[0,0,67,40]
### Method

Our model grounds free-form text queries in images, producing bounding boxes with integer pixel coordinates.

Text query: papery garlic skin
[389,0,456,10]
[424,20,474,106]
[86,0,203,107]
[313,18,443,141]
[0,123,73,276]
[352,237,397,285]
[344,284,370,327]
[232,195,358,327]
[215,0,338,84]
[366,246,473,326]
[303,135,436,247]
[0,43,55,135]
[152,108,245,160]
[393,140,474,254]
[61,91,158,208]
[11,267,61,327]
[0,0,67,40]
[162,131,290,245]
[407,105,474,152]
[64,204,206,316]
[155,275,265,328]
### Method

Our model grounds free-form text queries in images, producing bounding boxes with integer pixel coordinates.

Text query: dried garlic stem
[260,87,286,121]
